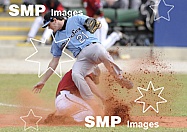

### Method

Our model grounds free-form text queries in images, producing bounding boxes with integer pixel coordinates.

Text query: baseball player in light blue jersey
[33,11,133,101]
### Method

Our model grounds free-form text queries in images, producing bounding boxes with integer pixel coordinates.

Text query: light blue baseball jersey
[51,15,100,58]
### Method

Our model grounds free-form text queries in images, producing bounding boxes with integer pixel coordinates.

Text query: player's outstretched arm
[33,57,60,93]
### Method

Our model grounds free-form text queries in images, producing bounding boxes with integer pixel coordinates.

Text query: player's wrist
[39,80,46,85]
[41,81,46,84]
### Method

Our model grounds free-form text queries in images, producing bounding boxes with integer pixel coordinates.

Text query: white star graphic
[150,0,174,21]
[25,33,75,78]
[20,109,42,131]
[134,81,167,113]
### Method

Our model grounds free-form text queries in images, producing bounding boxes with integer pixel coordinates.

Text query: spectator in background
[102,0,128,9]
[102,0,141,10]
[25,0,64,45]
[83,0,123,50]
[0,0,10,12]
[22,0,35,6]
[139,0,155,31]
[129,0,141,10]
[22,0,45,5]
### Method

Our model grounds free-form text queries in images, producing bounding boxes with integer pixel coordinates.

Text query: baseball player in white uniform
[33,12,133,105]
[93,10,122,49]
[83,0,122,49]
[44,69,105,123]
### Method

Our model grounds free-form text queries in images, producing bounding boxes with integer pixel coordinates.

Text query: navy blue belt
[86,42,97,47]
[75,42,97,57]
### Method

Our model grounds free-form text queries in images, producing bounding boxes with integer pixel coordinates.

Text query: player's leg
[73,44,121,85]
[94,17,108,44]
[55,90,94,122]
[95,17,121,49]
[99,44,133,89]
[72,53,104,115]
[72,52,101,91]
[103,32,122,49]
[26,16,43,42]
[84,43,133,89]
[72,52,96,100]
[41,27,53,43]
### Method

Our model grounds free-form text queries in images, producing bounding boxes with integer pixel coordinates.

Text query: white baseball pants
[28,16,52,42]
[55,90,94,122]
[94,17,121,49]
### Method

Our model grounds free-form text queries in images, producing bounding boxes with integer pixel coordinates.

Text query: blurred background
[0,1,186,130]
[0,0,187,74]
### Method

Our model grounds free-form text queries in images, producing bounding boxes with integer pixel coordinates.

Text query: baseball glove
[84,18,101,34]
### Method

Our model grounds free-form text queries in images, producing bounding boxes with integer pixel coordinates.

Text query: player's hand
[33,82,45,93]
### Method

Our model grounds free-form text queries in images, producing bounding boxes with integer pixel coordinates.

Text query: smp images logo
[9,4,45,16]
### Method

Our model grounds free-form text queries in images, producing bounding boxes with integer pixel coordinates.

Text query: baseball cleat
[117,78,133,89]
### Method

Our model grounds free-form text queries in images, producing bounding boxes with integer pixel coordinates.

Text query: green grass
[1,126,187,132]
[171,74,187,116]
[0,74,59,102]
[0,74,187,131]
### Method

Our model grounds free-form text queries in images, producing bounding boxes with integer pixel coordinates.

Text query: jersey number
[76,32,89,43]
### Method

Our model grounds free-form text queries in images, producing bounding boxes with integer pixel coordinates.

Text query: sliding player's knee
[73,109,95,122]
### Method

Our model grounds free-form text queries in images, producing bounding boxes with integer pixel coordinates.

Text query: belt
[86,42,97,47]
[56,90,70,98]
[76,42,97,57]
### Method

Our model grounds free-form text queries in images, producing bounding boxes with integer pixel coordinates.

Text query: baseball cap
[42,11,64,28]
